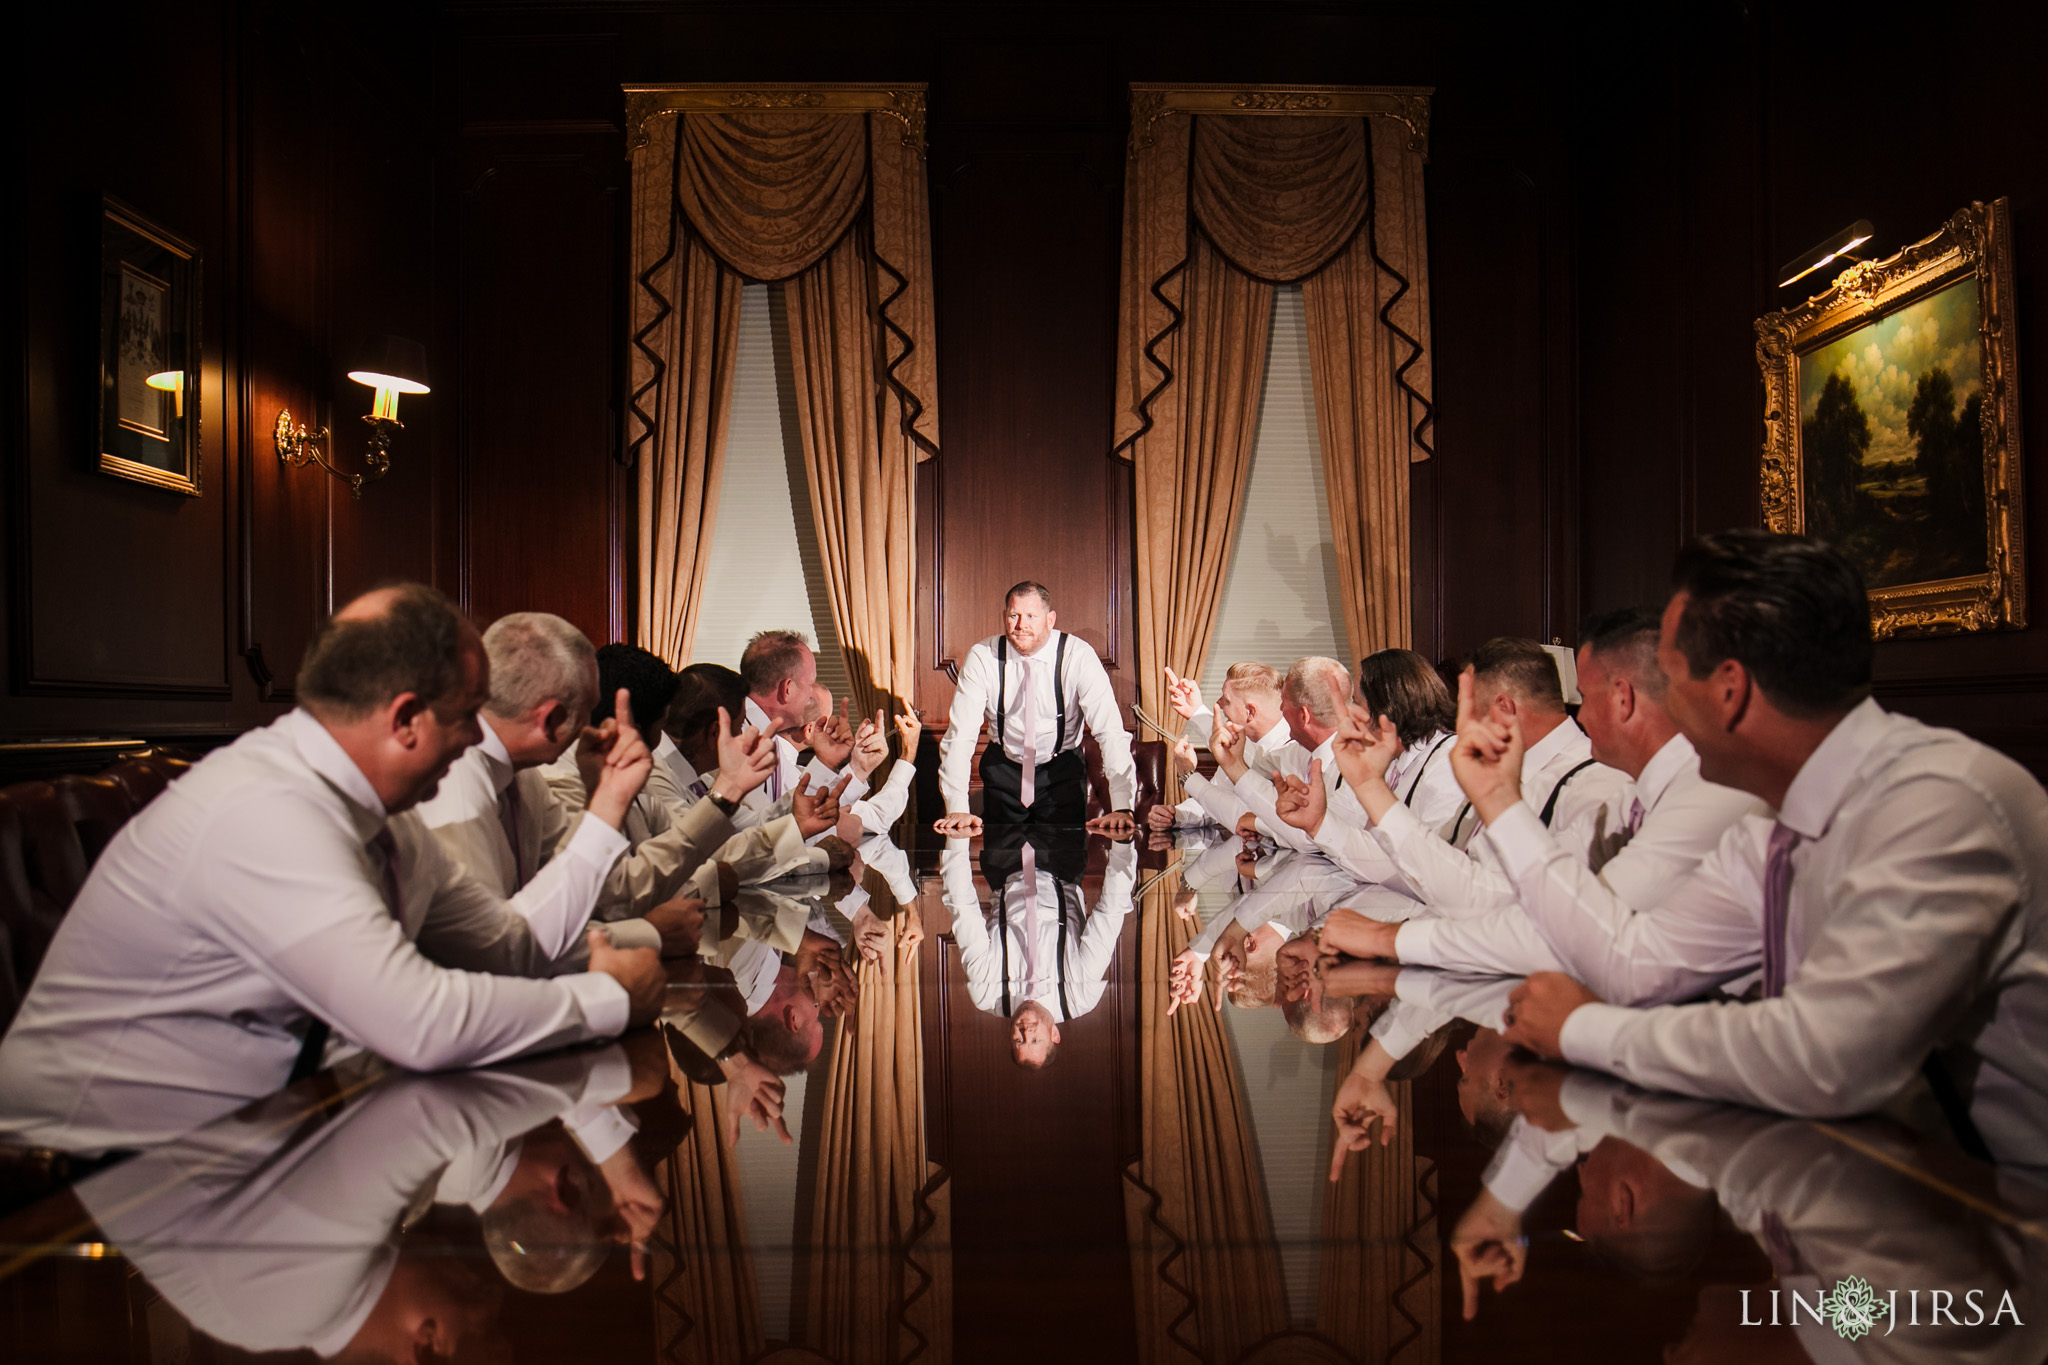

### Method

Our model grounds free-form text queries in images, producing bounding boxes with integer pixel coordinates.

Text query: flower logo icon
[1822,1275,1884,1341]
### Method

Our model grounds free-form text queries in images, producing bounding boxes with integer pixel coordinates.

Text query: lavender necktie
[370,827,405,927]
[499,779,528,886]
[1017,656,1040,809]
[1761,822,1801,998]
[1625,797,1645,836]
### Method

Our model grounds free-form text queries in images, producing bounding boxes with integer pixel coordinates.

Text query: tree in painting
[1802,371,1872,543]
[1907,367,1987,577]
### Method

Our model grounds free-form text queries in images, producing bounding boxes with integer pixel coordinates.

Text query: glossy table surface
[2,826,2042,1364]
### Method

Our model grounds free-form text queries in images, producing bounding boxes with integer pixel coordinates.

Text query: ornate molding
[623,82,929,158]
[1756,198,2026,640]
[1127,82,1434,161]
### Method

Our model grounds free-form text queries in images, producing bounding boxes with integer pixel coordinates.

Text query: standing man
[934,581,1138,833]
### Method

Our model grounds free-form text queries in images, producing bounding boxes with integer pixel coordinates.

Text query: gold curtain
[1315,1030,1441,1364]
[802,913,951,1364]
[649,1078,765,1365]
[1122,872,1289,1363]
[1114,102,1435,700]
[629,101,938,687]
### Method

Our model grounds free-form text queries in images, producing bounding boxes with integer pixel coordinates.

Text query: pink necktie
[1625,797,1645,836]
[1021,840,1041,992]
[1017,657,1039,809]
[499,779,528,885]
[370,827,405,927]
[1761,822,1801,998]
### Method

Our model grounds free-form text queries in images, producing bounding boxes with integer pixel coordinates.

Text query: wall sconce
[145,370,186,419]
[1777,219,1875,289]
[274,335,431,499]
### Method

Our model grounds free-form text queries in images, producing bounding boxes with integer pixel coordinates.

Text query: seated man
[416,619,762,958]
[1205,656,1353,847]
[740,630,868,820]
[942,826,1136,1067]
[1502,530,2048,1165]
[0,585,666,1150]
[1321,608,1766,994]
[1150,661,1290,831]
[1319,636,1631,912]
[934,580,1137,834]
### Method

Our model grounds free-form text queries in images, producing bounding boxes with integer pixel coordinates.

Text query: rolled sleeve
[1558,1001,1636,1070]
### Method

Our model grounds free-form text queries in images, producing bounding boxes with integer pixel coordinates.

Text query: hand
[897,905,925,957]
[1276,935,1318,1003]
[1451,1189,1528,1320]
[850,904,889,963]
[1317,907,1400,960]
[1213,929,1249,995]
[587,927,664,1028]
[793,772,852,838]
[711,710,777,803]
[933,811,983,837]
[1147,802,1177,831]
[596,1146,666,1281]
[1211,718,1249,781]
[1317,956,1403,998]
[573,717,618,798]
[1450,668,1527,825]
[1329,1070,1401,1180]
[848,708,889,780]
[1167,948,1210,1016]
[1163,666,1204,721]
[1499,1054,1575,1132]
[802,950,859,1017]
[1273,760,1328,837]
[1169,734,1200,778]
[804,698,856,769]
[819,832,857,871]
[644,897,706,958]
[1329,706,1404,819]
[1234,812,1260,842]
[719,1052,792,1146]
[1086,809,1138,839]
[1501,973,1602,1059]
[1234,846,1260,880]
[1172,888,1199,921]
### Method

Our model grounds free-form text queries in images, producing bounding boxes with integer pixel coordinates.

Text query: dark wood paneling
[456,143,625,642]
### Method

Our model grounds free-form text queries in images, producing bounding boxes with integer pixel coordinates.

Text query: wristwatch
[705,790,740,817]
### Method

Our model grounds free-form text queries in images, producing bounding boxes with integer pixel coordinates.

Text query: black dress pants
[978,746,1088,825]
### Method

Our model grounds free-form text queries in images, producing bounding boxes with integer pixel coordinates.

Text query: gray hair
[1283,656,1352,728]
[482,612,596,721]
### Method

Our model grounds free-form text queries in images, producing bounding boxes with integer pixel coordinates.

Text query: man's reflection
[943,826,1134,1068]
[62,1040,674,1359]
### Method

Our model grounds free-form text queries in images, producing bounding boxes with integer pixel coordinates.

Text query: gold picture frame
[1757,198,2023,639]
[97,196,203,495]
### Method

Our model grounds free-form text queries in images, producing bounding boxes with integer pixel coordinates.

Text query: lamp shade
[347,334,431,395]
[1777,219,1875,289]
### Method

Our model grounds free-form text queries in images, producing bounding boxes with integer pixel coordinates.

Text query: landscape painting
[1797,277,1986,589]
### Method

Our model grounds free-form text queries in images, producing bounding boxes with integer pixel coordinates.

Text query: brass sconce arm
[274,409,401,499]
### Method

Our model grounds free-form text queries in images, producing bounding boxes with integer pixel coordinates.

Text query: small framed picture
[98,196,202,494]
[1757,199,2024,639]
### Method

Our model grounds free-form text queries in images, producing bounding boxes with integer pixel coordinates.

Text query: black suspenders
[1539,758,1599,826]
[996,868,1073,1020]
[994,633,1069,756]
[1404,733,1454,804]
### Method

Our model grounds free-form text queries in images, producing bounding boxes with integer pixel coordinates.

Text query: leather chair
[0,783,91,1032]
[101,752,190,810]
[52,774,135,864]
[1131,740,1166,818]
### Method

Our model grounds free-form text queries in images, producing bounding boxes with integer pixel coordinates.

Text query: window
[1199,284,1351,704]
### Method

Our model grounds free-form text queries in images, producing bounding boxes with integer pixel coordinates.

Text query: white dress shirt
[1228,732,1345,850]
[656,731,704,797]
[1367,968,1517,1063]
[77,1050,632,1356]
[937,631,1137,814]
[1171,712,1293,826]
[1558,700,2048,1162]
[1359,716,1631,914]
[1394,733,1768,992]
[0,710,633,1151]
[414,720,650,961]
[943,838,1135,1020]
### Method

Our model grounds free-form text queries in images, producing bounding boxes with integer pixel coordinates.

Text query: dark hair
[1005,580,1053,611]
[1579,606,1667,700]
[1670,529,1872,718]
[668,662,747,741]
[590,643,679,741]
[299,583,473,720]
[1357,648,1456,747]
[740,629,812,695]
[1468,637,1564,711]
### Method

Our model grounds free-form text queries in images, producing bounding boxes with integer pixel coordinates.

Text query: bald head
[300,583,481,722]
[1282,656,1352,743]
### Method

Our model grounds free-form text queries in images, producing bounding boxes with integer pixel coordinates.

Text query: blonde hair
[1223,661,1282,699]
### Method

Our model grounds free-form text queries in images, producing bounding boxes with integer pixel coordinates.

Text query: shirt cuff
[1369,999,1434,1059]
[564,1104,640,1164]
[1558,1001,1636,1070]
[1393,918,1440,967]
[602,919,663,954]
[561,970,631,1038]
[563,808,631,869]
[1481,1119,1571,1212]
[1373,800,1426,844]
[1558,1070,1624,1131]
[580,1046,635,1104]
[1484,800,1550,882]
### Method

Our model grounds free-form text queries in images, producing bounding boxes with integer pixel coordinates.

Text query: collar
[744,695,772,733]
[284,708,388,831]
[1253,715,1293,750]
[1310,732,1336,765]
[659,732,703,789]
[1522,712,1586,772]
[1635,732,1697,813]
[476,717,517,794]
[1009,630,1061,662]
[1777,697,1889,841]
